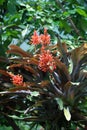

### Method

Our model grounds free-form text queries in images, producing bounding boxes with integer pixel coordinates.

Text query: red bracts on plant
[10,73,24,86]
[0,29,87,130]
[40,28,50,45]
[31,30,40,45]
[38,49,56,72]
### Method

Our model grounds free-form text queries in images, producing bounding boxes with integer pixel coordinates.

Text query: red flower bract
[31,30,40,45]
[11,74,24,86]
[40,28,50,45]
[38,50,56,72]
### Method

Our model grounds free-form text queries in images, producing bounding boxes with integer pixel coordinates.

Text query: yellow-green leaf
[64,107,71,121]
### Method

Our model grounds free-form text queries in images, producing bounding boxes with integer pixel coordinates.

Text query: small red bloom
[10,74,24,86]
[76,127,79,130]
[31,30,40,45]
[40,28,50,45]
[38,50,56,72]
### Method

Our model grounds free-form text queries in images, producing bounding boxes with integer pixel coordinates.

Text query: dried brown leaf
[8,64,22,69]
[27,57,39,65]
[71,43,87,65]
[38,80,50,87]
[55,58,70,83]
[7,45,32,57]
[0,69,10,77]
[57,42,68,54]
[0,57,9,63]
[24,65,38,75]
[8,86,30,92]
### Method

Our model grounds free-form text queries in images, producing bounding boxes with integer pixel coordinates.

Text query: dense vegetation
[0,0,87,53]
[0,0,87,130]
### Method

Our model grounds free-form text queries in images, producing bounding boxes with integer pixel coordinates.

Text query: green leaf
[0,125,12,130]
[22,26,29,38]
[0,0,5,5]
[30,91,39,97]
[80,18,87,31]
[7,0,17,14]
[64,107,71,121]
[55,98,63,110]
[76,8,87,17]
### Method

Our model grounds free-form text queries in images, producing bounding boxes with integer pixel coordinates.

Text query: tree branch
[55,0,81,36]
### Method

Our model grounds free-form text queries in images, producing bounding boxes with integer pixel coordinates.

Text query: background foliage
[0,0,87,54]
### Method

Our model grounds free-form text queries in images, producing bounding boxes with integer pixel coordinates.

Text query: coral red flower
[10,74,24,86]
[76,127,79,130]
[40,28,50,45]
[38,50,56,72]
[31,30,40,45]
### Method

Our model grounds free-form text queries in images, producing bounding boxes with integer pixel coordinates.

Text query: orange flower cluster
[31,28,50,45]
[31,28,56,72]
[38,50,56,72]
[31,30,40,45]
[40,28,50,45]
[10,74,24,86]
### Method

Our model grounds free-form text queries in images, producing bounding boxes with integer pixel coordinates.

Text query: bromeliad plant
[0,29,87,130]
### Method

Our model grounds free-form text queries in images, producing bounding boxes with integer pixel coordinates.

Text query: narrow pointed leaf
[64,107,71,121]
[7,44,32,57]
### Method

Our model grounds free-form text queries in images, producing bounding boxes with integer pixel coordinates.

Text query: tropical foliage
[0,0,87,130]
[0,28,87,130]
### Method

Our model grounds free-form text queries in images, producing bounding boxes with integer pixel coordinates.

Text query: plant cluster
[0,28,87,130]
